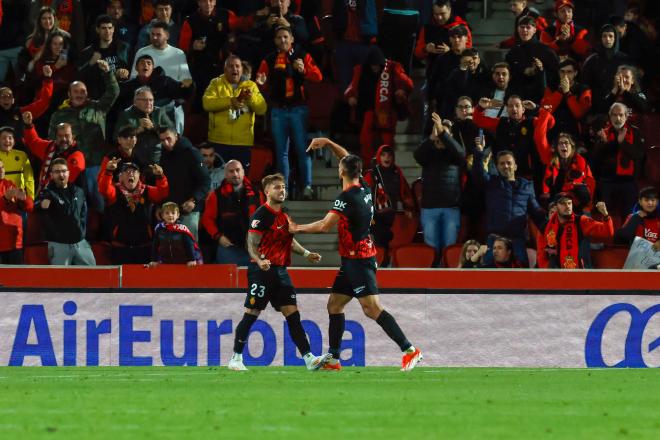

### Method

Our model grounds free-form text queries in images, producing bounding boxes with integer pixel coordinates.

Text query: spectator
[414,0,472,78]
[136,0,180,51]
[99,125,148,182]
[414,113,465,264]
[580,24,630,114]
[609,15,651,70]
[254,0,310,62]
[203,55,267,171]
[540,0,590,61]
[459,240,484,268]
[149,201,203,266]
[364,144,415,257]
[479,235,522,268]
[540,58,591,140]
[256,26,322,199]
[603,65,649,119]
[115,86,172,164]
[158,126,211,240]
[615,186,660,248]
[48,59,119,210]
[77,15,130,100]
[540,132,595,212]
[201,159,261,265]
[477,62,545,119]
[345,46,412,165]
[23,6,71,62]
[0,159,33,264]
[473,96,554,181]
[505,16,559,92]
[440,48,490,118]
[624,4,657,42]
[199,143,224,191]
[178,0,252,110]
[591,102,645,219]
[27,31,75,108]
[537,194,614,269]
[320,0,378,91]
[35,158,95,265]
[0,66,53,147]
[117,54,192,112]
[499,0,547,49]
[0,126,34,199]
[106,0,138,52]
[99,160,169,264]
[22,112,85,193]
[428,25,469,107]
[132,21,192,132]
[29,0,85,52]
[472,147,547,267]
[131,21,192,83]
[377,0,420,73]
[0,0,31,82]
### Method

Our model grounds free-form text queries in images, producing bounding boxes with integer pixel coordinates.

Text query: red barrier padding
[0,267,120,288]
[121,264,238,288]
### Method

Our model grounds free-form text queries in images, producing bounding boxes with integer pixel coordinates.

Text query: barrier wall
[0,267,658,368]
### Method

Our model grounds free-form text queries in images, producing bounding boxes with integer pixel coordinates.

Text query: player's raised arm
[289,211,340,234]
[307,137,349,160]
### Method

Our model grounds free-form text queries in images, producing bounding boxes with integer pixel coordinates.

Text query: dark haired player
[228,173,331,371]
[289,138,423,371]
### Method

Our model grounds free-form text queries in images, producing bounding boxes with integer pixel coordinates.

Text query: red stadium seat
[591,246,629,269]
[391,243,436,268]
[307,81,339,131]
[23,243,49,265]
[375,246,387,266]
[91,242,113,265]
[249,144,274,185]
[183,113,209,146]
[389,212,419,249]
[442,243,464,268]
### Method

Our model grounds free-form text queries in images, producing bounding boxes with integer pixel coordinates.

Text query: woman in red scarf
[541,132,595,212]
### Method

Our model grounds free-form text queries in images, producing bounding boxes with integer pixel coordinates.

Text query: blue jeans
[210,142,250,174]
[271,106,311,188]
[216,244,250,266]
[420,207,461,255]
[483,234,529,268]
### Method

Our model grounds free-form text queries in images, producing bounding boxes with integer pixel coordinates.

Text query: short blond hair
[160,202,179,214]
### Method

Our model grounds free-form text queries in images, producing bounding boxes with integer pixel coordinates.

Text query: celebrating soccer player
[228,173,330,371]
[289,138,423,372]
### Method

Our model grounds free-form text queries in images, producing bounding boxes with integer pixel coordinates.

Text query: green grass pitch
[0,367,659,439]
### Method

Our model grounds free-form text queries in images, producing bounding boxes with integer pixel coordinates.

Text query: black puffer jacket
[413,131,465,208]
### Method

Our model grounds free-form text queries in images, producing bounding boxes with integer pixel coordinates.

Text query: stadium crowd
[0,0,658,269]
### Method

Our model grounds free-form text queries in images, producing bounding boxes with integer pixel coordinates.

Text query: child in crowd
[149,202,203,266]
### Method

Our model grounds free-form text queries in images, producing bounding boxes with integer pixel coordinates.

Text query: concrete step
[294,233,338,245]
[291,252,341,267]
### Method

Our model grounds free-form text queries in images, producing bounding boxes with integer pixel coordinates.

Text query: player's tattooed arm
[306,137,349,160]
[247,231,270,270]
[292,238,322,263]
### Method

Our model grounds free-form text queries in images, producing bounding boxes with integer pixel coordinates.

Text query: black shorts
[332,257,379,298]
[244,263,297,311]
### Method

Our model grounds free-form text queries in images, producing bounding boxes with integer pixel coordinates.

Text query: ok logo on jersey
[251,219,260,228]
[334,200,347,211]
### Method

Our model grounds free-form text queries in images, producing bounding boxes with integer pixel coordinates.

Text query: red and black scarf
[605,123,636,176]
[117,180,146,212]
[374,60,395,129]
[545,212,582,269]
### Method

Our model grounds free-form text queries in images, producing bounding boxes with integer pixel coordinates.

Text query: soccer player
[289,138,423,372]
[228,173,331,371]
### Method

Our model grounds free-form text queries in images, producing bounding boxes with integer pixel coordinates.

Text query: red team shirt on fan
[330,182,377,259]
[248,203,293,266]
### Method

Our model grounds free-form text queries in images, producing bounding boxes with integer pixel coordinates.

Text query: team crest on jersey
[251,219,260,228]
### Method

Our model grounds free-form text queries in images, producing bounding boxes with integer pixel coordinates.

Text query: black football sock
[285,311,311,356]
[233,313,258,354]
[376,310,412,352]
[328,313,345,360]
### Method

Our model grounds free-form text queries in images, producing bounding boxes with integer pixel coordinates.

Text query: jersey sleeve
[329,191,352,217]
[248,207,273,235]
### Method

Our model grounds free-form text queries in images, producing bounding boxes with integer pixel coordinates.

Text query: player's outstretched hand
[258,259,271,271]
[306,252,322,263]
[306,137,331,153]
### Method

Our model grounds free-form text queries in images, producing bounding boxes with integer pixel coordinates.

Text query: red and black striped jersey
[329,181,377,259]
[248,203,293,266]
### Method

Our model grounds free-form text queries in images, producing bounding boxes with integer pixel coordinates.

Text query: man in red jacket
[0,159,34,264]
[22,111,85,194]
[540,0,590,61]
[538,193,614,269]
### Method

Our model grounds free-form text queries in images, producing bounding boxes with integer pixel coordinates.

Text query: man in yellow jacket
[203,55,267,173]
